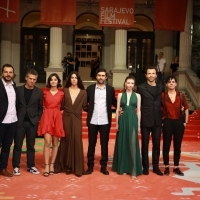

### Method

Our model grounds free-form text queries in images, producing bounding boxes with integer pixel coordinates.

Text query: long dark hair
[123,75,136,92]
[65,71,85,90]
[46,73,62,88]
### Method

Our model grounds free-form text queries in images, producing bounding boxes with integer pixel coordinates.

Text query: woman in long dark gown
[54,71,87,177]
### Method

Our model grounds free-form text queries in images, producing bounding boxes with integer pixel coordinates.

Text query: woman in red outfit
[161,75,189,176]
[38,73,64,177]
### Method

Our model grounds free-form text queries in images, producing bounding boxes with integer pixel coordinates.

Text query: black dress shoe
[100,168,109,175]
[142,169,149,175]
[153,167,164,176]
[173,168,184,176]
[164,167,170,175]
[84,168,93,175]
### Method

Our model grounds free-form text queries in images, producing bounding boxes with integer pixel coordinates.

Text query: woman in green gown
[112,75,142,178]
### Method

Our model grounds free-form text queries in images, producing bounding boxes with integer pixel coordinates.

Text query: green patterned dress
[112,92,142,176]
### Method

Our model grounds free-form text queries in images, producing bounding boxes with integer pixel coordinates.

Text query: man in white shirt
[0,64,17,177]
[85,68,117,175]
[156,52,166,85]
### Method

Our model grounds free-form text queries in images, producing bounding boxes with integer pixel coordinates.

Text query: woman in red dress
[38,73,64,177]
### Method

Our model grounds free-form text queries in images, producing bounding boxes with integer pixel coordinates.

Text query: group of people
[155,52,166,85]
[0,63,188,179]
[156,52,180,84]
[0,65,43,177]
[112,66,188,178]
[0,65,115,178]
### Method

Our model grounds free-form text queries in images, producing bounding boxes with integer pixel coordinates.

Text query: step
[183,135,200,141]
[189,116,200,120]
[184,130,200,135]
[81,110,200,141]
[191,110,200,115]
[188,120,200,125]
[186,124,200,130]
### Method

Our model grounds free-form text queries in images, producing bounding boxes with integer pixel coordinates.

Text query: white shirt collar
[1,78,14,86]
[95,84,106,89]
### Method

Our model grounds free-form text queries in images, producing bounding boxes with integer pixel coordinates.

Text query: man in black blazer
[12,69,43,176]
[0,64,17,177]
[85,68,117,175]
[137,66,164,176]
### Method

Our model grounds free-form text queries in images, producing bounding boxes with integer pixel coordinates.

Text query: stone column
[112,29,129,89]
[163,31,173,76]
[179,0,192,71]
[178,0,193,89]
[1,24,12,66]
[45,27,64,83]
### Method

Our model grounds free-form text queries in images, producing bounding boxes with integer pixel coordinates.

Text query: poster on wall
[99,0,135,27]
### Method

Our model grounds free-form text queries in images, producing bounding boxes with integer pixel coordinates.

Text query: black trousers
[141,123,162,170]
[162,118,185,166]
[12,121,38,168]
[0,122,17,170]
[87,124,110,169]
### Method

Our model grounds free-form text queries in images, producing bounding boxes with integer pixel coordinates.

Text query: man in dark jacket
[12,69,43,176]
[85,68,117,175]
[0,64,17,177]
[137,66,164,176]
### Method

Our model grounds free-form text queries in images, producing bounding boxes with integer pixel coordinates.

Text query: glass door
[20,28,50,83]
[127,32,154,85]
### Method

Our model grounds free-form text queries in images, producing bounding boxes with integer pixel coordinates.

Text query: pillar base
[112,69,130,89]
[44,68,64,84]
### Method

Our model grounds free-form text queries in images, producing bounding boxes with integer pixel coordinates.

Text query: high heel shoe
[49,163,54,175]
[43,164,49,177]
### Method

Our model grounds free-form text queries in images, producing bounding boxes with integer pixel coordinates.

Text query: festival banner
[99,0,135,27]
[0,0,19,23]
[40,0,76,25]
[154,0,188,31]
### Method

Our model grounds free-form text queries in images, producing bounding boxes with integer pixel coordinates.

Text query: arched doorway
[20,11,50,83]
[127,15,155,84]
[73,13,103,80]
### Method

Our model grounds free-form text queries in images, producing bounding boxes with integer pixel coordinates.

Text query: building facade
[0,0,200,108]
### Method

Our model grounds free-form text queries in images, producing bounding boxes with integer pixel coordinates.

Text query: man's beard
[2,76,12,83]
[97,79,105,84]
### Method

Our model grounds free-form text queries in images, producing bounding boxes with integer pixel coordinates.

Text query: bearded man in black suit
[137,66,164,176]
[85,68,117,175]
[0,64,17,177]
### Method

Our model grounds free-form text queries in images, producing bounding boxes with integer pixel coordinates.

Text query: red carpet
[0,138,200,200]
